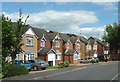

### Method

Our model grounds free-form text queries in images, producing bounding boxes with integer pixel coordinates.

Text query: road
[3,61,119,81]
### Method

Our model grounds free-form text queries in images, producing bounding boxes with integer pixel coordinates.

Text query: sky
[1,1,118,40]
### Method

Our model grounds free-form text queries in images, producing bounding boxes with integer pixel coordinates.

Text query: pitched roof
[31,27,50,40]
[70,37,78,44]
[79,36,88,44]
[86,50,97,55]
[48,31,70,42]
[38,48,53,54]
[88,37,104,46]
[65,49,78,54]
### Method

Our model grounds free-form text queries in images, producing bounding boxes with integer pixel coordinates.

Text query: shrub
[6,64,29,77]
[95,59,99,63]
[58,61,70,68]
[90,60,96,64]
[35,57,41,60]
[64,61,70,67]
[2,58,10,78]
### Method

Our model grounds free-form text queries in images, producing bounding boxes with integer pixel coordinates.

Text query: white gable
[24,28,35,35]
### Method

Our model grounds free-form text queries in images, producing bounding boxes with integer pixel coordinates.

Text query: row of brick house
[7,25,106,66]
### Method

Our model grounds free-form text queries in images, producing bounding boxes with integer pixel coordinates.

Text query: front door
[48,53,55,66]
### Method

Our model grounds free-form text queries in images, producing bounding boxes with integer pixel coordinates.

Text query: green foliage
[102,22,120,54]
[95,59,99,63]
[58,61,70,68]
[90,60,96,63]
[67,33,76,37]
[2,9,29,77]
[35,57,41,60]
[2,57,10,78]
[6,64,29,77]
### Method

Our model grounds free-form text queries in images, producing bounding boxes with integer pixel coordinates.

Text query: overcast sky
[1,1,118,39]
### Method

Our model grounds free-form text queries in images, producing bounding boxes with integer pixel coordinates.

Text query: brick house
[86,37,105,57]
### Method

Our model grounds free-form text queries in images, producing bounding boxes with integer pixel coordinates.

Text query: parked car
[80,57,94,63]
[10,60,31,70]
[28,59,49,71]
[98,55,108,62]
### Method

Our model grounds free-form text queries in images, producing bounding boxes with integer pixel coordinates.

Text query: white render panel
[48,53,55,66]
[25,28,35,35]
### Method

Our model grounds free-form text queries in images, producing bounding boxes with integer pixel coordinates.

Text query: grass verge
[46,65,76,69]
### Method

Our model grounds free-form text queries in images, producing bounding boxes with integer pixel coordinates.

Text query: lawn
[46,66,60,69]
[46,65,76,69]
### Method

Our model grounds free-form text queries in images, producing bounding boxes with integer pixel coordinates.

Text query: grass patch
[69,65,76,67]
[46,65,77,69]
[46,66,60,69]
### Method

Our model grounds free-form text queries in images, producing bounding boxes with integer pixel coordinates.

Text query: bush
[2,58,10,78]
[90,60,96,64]
[35,57,41,60]
[95,59,99,63]
[6,64,29,77]
[64,61,70,67]
[58,61,70,68]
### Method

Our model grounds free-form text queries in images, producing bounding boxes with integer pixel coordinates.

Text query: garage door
[48,53,55,66]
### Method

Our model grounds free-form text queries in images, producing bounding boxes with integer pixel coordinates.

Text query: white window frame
[94,45,97,50]
[41,40,45,47]
[77,43,80,49]
[74,54,78,61]
[26,37,33,46]
[55,41,60,48]
[87,45,89,50]
[30,54,34,60]
[56,54,61,60]
[67,43,69,49]
[78,53,81,59]
[16,54,20,60]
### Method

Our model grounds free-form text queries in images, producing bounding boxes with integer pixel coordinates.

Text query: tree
[102,22,120,54]
[10,9,29,64]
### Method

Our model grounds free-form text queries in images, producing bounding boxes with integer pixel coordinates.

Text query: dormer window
[67,43,69,49]
[26,37,33,46]
[77,43,80,49]
[41,40,45,47]
[55,41,60,48]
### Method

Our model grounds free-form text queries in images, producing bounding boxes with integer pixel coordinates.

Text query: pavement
[2,61,119,81]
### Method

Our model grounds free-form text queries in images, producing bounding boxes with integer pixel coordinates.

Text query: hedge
[6,64,29,77]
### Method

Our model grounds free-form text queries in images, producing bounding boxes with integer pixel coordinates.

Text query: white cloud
[72,26,106,40]
[93,2,118,10]
[3,10,98,35]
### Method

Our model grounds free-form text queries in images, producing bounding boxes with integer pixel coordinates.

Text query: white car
[80,57,94,63]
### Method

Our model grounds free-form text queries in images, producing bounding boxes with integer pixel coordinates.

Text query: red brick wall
[37,39,51,51]
[52,38,63,54]
[97,43,104,56]
[108,54,120,61]
[75,41,81,53]
[64,55,73,63]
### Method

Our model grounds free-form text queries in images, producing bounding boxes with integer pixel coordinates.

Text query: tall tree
[102,22,120,54]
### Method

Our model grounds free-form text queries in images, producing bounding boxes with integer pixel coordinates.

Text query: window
[94,45,97,50]
[74,54,77,61]
[87,45,89,50]
[55,41,60,48]
[26,37,33,46]
[30,54,34,60]
[78,53,81,59]
[77,44,80,49]
[67,43,69,49]
[41,40,45,47]
[56,54,61,60]
[16,54,20,60]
